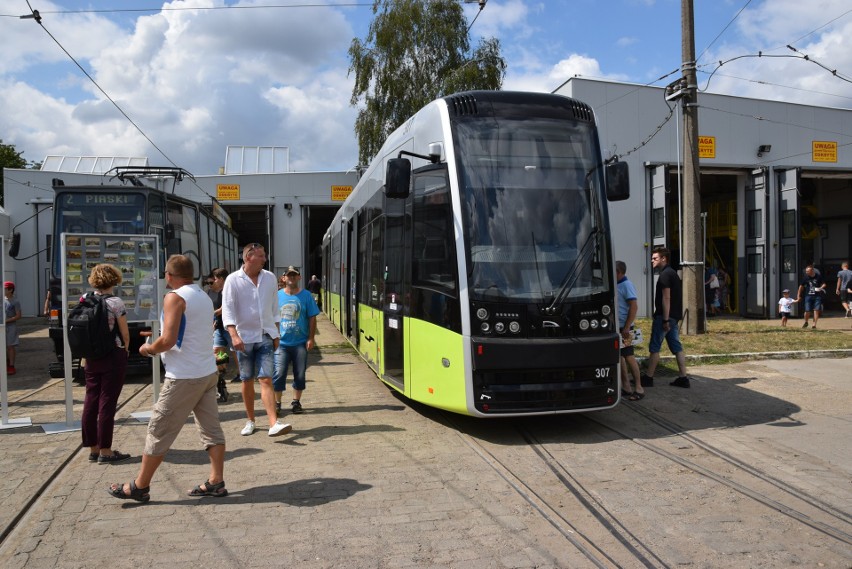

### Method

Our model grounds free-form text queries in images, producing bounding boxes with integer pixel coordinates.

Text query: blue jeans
[273,343,308,392]
[236,335,275,380]
[803,295,823,312]
[213,327,233,350]
[648,317,684,355]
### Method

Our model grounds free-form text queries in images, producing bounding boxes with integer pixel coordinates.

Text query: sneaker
[97,450,131,464]
[802,322,809,328]
[268,421,292,437]
[670,376,691,388]
[291,400,303,414]
[240,421,255,436]
[640,374,654,387]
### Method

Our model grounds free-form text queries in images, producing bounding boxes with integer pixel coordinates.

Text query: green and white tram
[322,91,630,416]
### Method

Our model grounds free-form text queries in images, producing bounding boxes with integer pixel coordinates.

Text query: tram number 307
[595,367,612,378]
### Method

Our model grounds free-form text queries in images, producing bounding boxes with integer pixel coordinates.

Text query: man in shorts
[797,264,826,329]
[222,243,291,437]
[641,247,690,388]
[836,261,852,318]
[108,255,227,502]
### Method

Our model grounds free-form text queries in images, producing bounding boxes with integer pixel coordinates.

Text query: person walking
[222,243,291,437]
[836,261,852,318]
[641,247,690,388]
[615,261,644,401]
[208,267,236,399]
[306,274,322,309]
[4,282,21,375]
[79,265,132,464]
[273,266,320,415]
[797,264,827,329]
[108,255,227,502]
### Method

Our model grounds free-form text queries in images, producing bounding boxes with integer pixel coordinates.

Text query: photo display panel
[62,233,161,323]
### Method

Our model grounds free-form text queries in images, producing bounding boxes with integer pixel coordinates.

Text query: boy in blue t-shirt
[272,266,320,414]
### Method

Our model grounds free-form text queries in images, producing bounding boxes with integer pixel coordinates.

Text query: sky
[2,0,852,175]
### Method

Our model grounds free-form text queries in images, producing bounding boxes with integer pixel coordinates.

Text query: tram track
[0,379,151,547]
[441,397,852,568]
[584,407,852,546]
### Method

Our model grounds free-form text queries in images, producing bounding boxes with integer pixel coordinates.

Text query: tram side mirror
[8,232,21,258]
[605,161,630,202]
[385,158,411,199]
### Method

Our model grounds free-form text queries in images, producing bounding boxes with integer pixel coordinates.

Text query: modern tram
[44,166,239,377]
[322,90,630,417]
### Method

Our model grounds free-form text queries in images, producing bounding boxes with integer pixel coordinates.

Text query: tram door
[345,218,357,341]
[778,168,801,315]
[744,170,768,317]
[649,165,670,306]
[382,195,408,388]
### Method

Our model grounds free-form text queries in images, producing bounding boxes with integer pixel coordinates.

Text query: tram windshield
[455,117,609,303]
[53,191,146,273]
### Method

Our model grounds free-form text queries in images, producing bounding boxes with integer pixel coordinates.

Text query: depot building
[556,77,852,319]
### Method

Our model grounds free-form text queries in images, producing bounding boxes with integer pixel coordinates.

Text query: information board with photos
[61,233,161,323]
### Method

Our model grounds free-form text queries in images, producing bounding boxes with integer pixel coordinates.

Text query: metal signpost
[0,236,33,430]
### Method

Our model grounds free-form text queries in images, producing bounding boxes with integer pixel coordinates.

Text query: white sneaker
[268,421,292,437]
[240,421,255,436]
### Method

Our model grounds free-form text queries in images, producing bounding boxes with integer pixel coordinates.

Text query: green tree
[0,140,28,206]
[349,0,506,165]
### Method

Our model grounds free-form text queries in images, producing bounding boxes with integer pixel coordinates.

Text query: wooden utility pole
[680,0,705,334]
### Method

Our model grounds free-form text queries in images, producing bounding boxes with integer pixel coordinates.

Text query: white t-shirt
[778,297,795,314]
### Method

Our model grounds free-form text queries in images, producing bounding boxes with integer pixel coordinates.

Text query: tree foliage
[349,0,506,165]
[0,140,29,206]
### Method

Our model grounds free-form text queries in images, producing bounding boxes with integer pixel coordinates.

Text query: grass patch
[631,317,852,361]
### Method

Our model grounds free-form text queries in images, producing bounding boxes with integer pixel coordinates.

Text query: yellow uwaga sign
[812,141,837,163]
[698,136,716,159]
[332,185,353,201]
[217,184,240,201]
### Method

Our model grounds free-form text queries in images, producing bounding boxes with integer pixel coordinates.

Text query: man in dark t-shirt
[642,247,691,388]
[797,264,826,328]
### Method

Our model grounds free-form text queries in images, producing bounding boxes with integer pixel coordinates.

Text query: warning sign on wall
[812,141,837,163]
[698,136,716,159]
[217,184,240,200]
[331,185,353,201]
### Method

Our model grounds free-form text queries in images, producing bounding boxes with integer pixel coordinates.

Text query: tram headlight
[494,322,506,334]
[579,319,590,331]
[508,321,520,334]
[480,322,491,333]
[590,319,599,329]
[601,305,611,316]
[476,307,489,320]
[600,318,609,328]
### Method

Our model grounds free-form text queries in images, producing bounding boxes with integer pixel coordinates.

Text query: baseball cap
[284,265,300,276]
[782,288,790,293]
[3,281,14,289]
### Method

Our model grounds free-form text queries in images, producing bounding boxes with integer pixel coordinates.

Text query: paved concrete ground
[0,315,849,568]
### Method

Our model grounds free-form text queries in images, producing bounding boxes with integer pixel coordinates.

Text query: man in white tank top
[108,255,227,503]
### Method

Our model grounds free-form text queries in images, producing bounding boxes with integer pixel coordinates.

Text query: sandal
[628,391,645,401]
[108,480,150,503]
[621,389,632,398]
[188,479,228,498]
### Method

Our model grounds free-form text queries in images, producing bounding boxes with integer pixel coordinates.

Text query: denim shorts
[273,343,308,392]
[236,335,275,380]
[803,295,823,312]
[648,317,684,355]
[213,327,233,350]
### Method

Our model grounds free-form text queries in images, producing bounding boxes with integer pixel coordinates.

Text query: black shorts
[620,345,635,357]
[841,290,850,302]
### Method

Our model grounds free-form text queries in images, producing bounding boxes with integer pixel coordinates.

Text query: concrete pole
[681,0,705,334]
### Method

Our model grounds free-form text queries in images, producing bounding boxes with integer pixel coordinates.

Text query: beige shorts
[144,372,225,456]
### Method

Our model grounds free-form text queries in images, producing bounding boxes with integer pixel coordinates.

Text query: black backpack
[67,293,119,360]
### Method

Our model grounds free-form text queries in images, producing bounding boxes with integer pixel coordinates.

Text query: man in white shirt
[222,243,291,437]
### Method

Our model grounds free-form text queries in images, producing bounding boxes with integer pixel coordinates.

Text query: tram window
[412,170,457,295]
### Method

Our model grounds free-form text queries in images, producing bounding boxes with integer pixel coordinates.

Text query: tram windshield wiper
[546,227,599,313]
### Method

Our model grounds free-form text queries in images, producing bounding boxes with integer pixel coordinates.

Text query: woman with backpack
[80,264,132,464]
